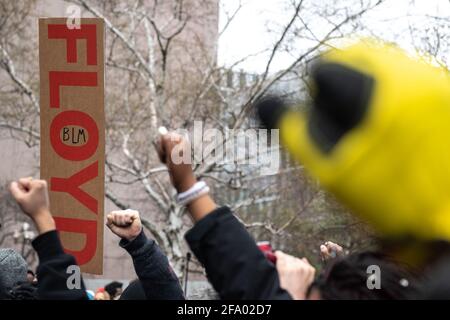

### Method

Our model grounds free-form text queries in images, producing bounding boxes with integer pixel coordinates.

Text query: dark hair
[104,281,123,297]
[416,254,450,299]
[311,252,419,300]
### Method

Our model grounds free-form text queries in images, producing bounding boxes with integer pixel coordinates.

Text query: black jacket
[32,230,88,300]
[119,230,184,300]
[185,206,292,300]
[32,229,184,300]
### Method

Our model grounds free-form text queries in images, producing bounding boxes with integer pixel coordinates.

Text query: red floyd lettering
[50,161,99,214]
[48,24,97,65]
[49,71,97,108]
[50,110,99,161]
[40,18,105,274]
[54,217,97,265]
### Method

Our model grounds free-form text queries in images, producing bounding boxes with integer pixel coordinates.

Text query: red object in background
[257,241,277,264]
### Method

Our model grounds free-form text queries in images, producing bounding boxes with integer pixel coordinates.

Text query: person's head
[94,287,110,300]
[309,252,418,300]
[104,281,123,299]
[257,41,450,244]
[0,248,28,294]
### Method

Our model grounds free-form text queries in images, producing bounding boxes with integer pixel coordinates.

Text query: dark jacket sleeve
[185,206,292,300]
[120,230,185,300]
[32,230,87,300]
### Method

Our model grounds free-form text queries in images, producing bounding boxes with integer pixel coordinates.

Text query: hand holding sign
[106,209,142,242]
[9,178,56,235]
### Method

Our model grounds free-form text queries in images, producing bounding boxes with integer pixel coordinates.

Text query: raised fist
[106,209,142,241]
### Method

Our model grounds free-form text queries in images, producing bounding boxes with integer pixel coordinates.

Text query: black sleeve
[185,206,292,300]
[32,230,88,300]
[120,230,185,300]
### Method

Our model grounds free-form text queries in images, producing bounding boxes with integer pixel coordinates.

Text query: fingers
[320,241,344,261]
[106,209,142,241]
[276,251,309,268]
[107,210,139,227]
[274,251,285,259]
[126,209,140,221]
[320,244,331,260]
[275,251,289,266]
[157,129,176,164]
[16,177,47,193]
[9,181,26,201]
[106,213,114,227]
[156,136,166,163]
[105,216,121,235]
[18,177,33,190]
[160,132,186,164]
[326,241,343,253]
[9,178,47,200]
[32,179,48,190]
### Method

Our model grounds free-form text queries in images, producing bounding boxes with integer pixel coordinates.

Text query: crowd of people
[0,130,441,300]
[1,39,450,300]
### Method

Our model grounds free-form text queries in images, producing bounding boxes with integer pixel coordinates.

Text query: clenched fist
[9,177,55,234]
[157,132,197,193]
[106,209,142,241]
[320,241,344,262]
[275,251,316,300]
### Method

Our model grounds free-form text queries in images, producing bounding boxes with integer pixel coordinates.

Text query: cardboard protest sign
[39,18,105,274]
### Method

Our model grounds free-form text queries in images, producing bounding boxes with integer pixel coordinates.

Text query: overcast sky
[218,0,450,73]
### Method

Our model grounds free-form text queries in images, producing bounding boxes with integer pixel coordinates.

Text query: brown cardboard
[39,18,104,274]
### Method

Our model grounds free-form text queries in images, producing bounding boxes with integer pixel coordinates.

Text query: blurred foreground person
[257,41,450,245]
[256,40,450,297]
[309,251,419,300]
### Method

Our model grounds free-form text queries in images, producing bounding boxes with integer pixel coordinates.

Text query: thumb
[127,209,140,221]
[106,214,115,228]
[156,136,166,164]
[18,177,33,190]
[105,215,123,236]
[9,181,26,201]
